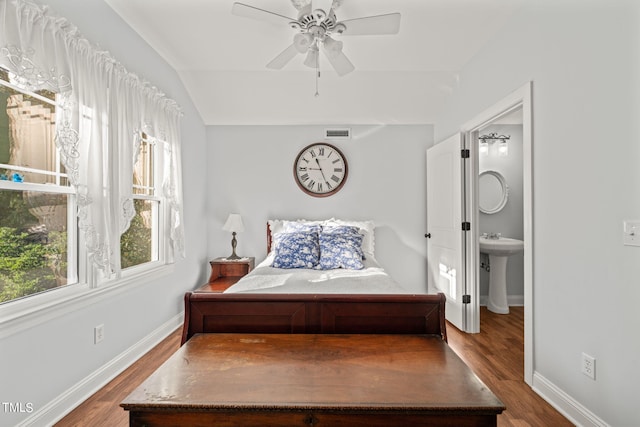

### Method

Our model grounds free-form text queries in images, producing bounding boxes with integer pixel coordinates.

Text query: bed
[122,219,505,426]
[224,218,413,294]
[182,218,433,344]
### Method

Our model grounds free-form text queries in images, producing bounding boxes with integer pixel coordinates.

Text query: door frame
[461,81,533,385]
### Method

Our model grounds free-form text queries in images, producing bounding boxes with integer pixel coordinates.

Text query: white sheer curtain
[0,0,185,278]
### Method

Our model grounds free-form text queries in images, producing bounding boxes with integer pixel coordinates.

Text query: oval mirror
[479,170,508,214]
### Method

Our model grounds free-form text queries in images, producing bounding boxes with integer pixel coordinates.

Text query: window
[0,68,77,304]
[121,133,161,269]
[0,69,175,305]
[0,0,184,313]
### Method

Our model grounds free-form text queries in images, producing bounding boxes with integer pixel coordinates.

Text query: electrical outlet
[581,352,596,380]
[94,324,104,344]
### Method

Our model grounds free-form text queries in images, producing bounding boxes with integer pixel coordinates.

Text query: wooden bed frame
[181,292,448,345]
[182,221,447,345]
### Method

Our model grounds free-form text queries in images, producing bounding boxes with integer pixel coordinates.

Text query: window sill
[0,264,175,340]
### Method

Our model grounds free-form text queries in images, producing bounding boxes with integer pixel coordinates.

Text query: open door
[426,133,470,331]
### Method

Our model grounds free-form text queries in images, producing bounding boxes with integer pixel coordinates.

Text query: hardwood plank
[446,307,573,427]
[57,306,572,427]
[55,328,182,427]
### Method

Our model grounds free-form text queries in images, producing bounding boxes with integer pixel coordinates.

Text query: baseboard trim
[479,294,524,306]
[532,372,609,427]
[17,312,183,427]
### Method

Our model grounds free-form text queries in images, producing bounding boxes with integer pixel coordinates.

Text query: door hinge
[462,295,471,304]
[461,149,470,158]
[462,222,471,231]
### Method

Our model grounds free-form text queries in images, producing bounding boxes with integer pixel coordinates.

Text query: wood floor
[56,307,573,427]
[447,307,573,427]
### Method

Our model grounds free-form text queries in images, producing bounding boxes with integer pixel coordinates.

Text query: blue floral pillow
[272,232,320,269]
[282,221,322,234]
[319,233,365,270]
[321,225,365,259]
[322,225,360,235]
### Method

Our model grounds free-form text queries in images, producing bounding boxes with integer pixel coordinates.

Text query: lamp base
[227,232,241,260]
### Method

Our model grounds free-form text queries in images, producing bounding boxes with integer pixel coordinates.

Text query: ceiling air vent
[324,128,351,140]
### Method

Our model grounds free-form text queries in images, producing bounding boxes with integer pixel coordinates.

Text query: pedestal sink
[479,236,524,314]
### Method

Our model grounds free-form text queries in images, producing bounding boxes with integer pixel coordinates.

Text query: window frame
[0,81,176,323]
[0,75,82,303]
[119,132,168,275]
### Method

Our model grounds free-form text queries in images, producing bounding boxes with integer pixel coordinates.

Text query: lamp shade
[498,139,508,156]
[223,214,244,233]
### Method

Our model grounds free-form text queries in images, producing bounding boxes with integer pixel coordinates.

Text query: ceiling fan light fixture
[333,22,346,35]
[304,47,319,68]
[294,33,314,53]
[323,36,342,58]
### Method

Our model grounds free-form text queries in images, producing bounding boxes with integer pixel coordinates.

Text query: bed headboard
[182,292,448,345]
[266,222,273,253]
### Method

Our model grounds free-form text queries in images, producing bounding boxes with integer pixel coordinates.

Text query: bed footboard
[181,293,447,345]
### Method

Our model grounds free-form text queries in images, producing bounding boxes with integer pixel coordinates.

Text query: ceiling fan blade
[322,48,355,76]
[232,2,295,25]
[311,0,334,14]
[266,44,301,69]
[339,13,401,35]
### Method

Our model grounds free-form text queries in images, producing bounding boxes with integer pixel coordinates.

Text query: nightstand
[196,257,255,293]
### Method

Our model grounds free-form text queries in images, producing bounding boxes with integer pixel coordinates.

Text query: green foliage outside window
[120,199,153,269]
[0,191,67,304]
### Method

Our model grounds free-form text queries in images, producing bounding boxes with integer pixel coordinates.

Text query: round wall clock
[293,142,348,197]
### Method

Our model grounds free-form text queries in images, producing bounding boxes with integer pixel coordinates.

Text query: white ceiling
[105,0,524,125]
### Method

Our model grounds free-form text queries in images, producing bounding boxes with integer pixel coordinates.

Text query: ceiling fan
[231,0,401,78]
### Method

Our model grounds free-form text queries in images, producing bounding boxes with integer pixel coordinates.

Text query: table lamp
[222,213,244,260]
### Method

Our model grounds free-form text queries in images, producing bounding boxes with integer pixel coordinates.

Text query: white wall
[478,124,524,300]
[0,1,209,426]
[207,125,433,293]
[436,1,640,425]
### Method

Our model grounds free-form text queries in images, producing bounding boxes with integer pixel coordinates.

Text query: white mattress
[224,254,412,294]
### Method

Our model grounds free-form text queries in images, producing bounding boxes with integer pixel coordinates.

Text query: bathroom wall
[478,124,524,304]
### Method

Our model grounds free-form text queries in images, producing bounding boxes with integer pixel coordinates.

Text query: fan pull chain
[315,70,320,97]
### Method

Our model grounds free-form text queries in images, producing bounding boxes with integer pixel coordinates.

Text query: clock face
[294,143,348,197]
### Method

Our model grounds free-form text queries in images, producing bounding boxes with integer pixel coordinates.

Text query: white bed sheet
[224,254,412,294]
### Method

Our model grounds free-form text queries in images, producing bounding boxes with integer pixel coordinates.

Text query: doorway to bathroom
[477,109,524,314]
[462,82,533,385]
[426,82,532,384]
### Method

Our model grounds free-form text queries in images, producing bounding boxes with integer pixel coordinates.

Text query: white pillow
[267,219,284,238]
